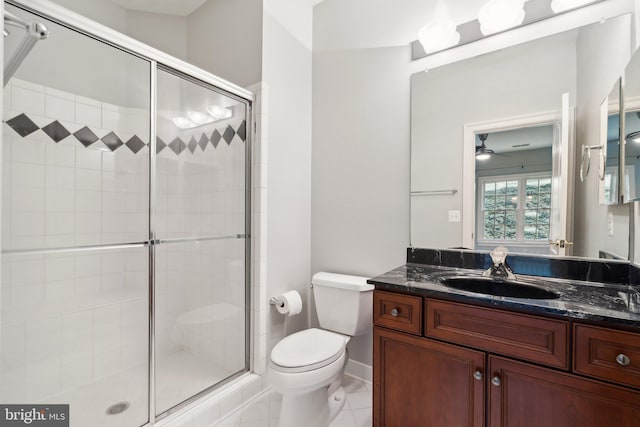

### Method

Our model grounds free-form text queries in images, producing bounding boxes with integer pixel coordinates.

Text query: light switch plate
[448,210,461,222]
[607,212,614,236]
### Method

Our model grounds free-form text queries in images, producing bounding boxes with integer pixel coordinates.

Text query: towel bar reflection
[411,189,458,196]
[579,144,605,182]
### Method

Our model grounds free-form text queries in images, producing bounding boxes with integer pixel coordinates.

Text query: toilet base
[278,384,346,427]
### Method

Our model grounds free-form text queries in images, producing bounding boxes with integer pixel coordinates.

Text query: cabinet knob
[390,308,399,317]
[473,370,483,381]
[616,353,631,366]
[491,376,501,387]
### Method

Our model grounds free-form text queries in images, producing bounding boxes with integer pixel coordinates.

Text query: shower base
[46,350,233,427]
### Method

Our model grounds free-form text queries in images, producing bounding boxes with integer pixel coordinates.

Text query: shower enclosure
[0,2,252,426]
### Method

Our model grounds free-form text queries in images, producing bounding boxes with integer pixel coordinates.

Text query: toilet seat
[271,328,348,373]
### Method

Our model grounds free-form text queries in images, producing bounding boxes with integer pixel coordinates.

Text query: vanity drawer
[574,324,640,389]
[425,299,569,369]
[373,291,422,335]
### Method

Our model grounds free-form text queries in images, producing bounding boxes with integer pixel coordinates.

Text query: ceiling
[479,125,554,154]
[109,0,208,16]
[111,0,326,16]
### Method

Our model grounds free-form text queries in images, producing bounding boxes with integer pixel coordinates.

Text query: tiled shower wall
[2,78,149,250]
[154,108,247,372]
[1,77,151,405]
[0,247,148,402]
[1,75,248,407]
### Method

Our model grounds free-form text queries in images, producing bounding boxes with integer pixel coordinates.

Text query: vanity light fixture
[207,105,233,120]
[173,106,232,129]
[550,0,597,13]
[478,0,526,36]
[172,116,196,129]
[417,1,460,54]
[187,110,213,125]
[412,0,606,61]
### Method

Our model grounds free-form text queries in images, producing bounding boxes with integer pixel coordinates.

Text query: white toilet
[268,272,374,427]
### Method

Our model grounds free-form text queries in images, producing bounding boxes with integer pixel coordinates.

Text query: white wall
[45,0,260,87]
[6,4,150,108]
[126,10,187,60]
[574,15,632,259]
[262,0,313,353]
[47,0,127,33]
[186,0,263,87]
[312,1,411,365]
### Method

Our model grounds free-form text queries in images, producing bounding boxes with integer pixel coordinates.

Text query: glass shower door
[153,68,249,414]
[1,4,151,427]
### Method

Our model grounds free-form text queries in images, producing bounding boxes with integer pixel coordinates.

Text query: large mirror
[623,47,640,203]
[411,13,633,260]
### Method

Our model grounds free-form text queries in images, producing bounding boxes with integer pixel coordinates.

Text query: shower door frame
[3,0,253,424]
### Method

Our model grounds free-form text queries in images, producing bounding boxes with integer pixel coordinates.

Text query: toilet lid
[271,328,347,371]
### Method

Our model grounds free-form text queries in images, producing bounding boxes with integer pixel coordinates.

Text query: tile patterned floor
[213,375,372,427]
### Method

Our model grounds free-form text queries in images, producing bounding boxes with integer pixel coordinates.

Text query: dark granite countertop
[369,263,640,329]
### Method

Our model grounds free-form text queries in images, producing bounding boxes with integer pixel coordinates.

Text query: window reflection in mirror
[475,126,553,255]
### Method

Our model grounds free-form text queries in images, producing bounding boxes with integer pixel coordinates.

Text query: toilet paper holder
[269,296,285,307]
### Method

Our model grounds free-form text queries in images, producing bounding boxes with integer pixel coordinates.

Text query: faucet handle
[490,246,509,265]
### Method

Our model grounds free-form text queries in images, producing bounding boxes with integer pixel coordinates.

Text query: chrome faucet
[483,246,516,280]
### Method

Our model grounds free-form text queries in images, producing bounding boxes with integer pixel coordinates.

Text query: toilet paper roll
[276,290,303,316]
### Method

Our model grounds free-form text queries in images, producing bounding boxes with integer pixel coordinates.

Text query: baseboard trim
[344,359,372,383]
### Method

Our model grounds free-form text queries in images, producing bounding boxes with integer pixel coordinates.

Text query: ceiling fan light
[550,0,596,13]
[626,131,640,143]
[478,0,526,36]
[476,152,492,160]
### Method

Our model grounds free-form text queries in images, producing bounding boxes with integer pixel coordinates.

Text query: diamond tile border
[3,113,247,154]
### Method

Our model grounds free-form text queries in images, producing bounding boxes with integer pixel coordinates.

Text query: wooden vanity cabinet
[489,356,640,427]
[373,290,640,427]
[374,326,485,427]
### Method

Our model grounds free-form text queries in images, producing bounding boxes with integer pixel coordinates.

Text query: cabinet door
[489,355,640,427]
[374,326,485,427]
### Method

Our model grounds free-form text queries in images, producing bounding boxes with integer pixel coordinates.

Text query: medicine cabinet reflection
[623,47,640,202]
[599,79,622,205]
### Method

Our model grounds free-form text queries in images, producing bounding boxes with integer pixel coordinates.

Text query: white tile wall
[0,247,149,404]
[2,78,150,250]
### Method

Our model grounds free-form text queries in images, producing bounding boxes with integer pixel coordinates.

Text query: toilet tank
[312,272,374,336]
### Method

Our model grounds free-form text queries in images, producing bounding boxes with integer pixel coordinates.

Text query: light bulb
[207,105,233,120]
[187,110,213,125]
[417,1,460,54]
[172,116,196,129]
[478,0,526,36]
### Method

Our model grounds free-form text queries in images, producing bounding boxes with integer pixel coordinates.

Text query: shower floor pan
[43,350,233,427]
